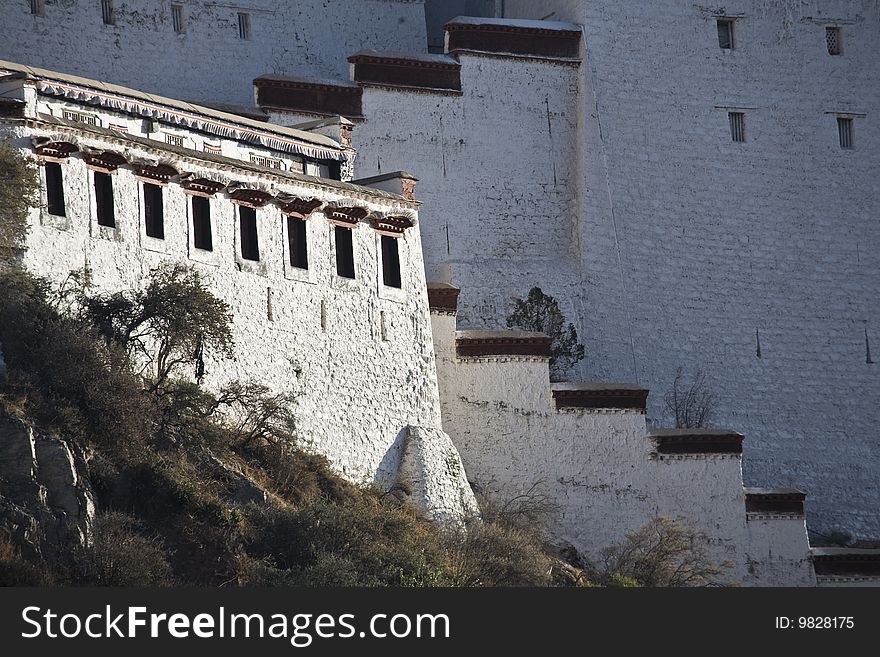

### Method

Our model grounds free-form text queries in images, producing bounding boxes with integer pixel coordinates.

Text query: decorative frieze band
[444,17,582,62]
[456,331,552,358]
[427,283,460,313]
[348,51,462,94]
[254,74,364,119]
[811,549,880,578]
[552,384,649,411]
[649,429,744,455]
[744,488,806,516]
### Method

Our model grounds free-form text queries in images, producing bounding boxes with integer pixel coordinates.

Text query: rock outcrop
[0,413,95,558]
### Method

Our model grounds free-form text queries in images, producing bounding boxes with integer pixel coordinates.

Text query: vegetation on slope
[0,263,553,587]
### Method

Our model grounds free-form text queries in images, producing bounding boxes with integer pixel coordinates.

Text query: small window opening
[239,206,260,261]
[143,183,164,239]
[381,235,402,289]
[94,171,115,227]
[287,216,308,269]
[30,0,45,16]
[837,117,854,149]
[729,111,746,142]
[192,196,213,251]
[101,0,115,25]
[335,226,355,279]
[717,19,734,49]
[826,27,841,55]
[238,12,251,39]
[171,4,184,33]
[45,162,66,217]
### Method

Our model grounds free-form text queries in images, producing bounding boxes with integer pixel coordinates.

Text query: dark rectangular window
[381,235,402,288]
[94,171,115,227]
[238,12,250,39]
[30,0,45,16]
[171,4,184,33]
[717,19,734,49]
[335,226,355,279]
[192,196,213,251]
[838,117,854,149]
[826,27,841,55]
[102,0,115,25]
[239,206,259,261]
[45,162,65,217]
[287,216,308,269]
[143,183,164,239]
[729,111,746,142]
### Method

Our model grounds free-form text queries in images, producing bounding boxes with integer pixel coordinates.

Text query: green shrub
[506,287,585,381]
[0,141,40,259]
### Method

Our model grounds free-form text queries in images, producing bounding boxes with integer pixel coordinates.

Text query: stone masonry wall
[431,310,817,586]
[2,110,446,495]
[497,0,880,539]
[0,0,428,106]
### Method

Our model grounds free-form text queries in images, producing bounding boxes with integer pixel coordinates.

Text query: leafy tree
[0,141,40,260]
[83,263,234,389]
[506,287,585,381]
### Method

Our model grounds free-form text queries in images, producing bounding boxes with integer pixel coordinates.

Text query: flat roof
[445,16,582,33]
[0,59,344,153]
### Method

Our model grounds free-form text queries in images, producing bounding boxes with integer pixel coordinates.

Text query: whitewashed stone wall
[352,52,583,306]
[498,0,880,540]
[341,4,880,541]
[431,311,817,586]
[1,87,480,522]
[0,0,427,106]
[746,515,817,586]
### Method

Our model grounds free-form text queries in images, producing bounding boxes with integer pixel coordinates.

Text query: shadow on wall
[375,426,409,490]
[425,0,499,51]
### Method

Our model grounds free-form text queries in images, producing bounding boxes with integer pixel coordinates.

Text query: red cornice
[457,334,552,358]
[552,385,648,411]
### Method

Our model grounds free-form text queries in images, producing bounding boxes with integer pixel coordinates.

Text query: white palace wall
[430,306,817,586]
[0,0,427,106]
[0,67,479,523]
[496,0,880,539]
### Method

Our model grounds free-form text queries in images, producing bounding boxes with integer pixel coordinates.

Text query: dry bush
[73,512,173,586]
[83,263,234,388]
[664,367,717,429]
[0,269,154,453]
[593,517,731,587]
[243,441,353,505]
[444,485,555,586]
[0,534,53,585]
[242,494,453,587]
